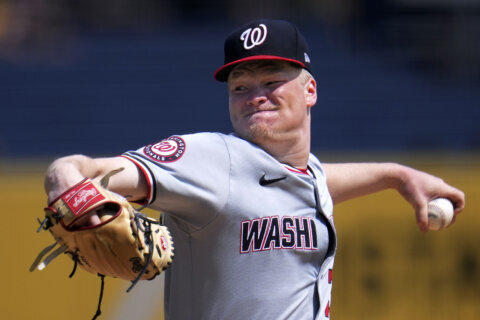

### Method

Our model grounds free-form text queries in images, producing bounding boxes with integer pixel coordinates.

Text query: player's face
[228,61,317,146]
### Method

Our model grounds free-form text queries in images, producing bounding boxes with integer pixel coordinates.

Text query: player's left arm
[44,155,148,203]
[322,162,465,231]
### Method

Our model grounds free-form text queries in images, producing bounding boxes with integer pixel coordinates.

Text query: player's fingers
[71,211,101,229]
[450,189,466,215]
[416,204,429,233]
[435,185,465,215]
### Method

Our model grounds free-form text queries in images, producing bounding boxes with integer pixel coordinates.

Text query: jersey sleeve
[121,132,231,230]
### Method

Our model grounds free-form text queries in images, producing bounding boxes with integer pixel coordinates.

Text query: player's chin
[244,123,278,144]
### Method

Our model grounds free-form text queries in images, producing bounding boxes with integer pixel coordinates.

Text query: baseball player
[44,19,465,319]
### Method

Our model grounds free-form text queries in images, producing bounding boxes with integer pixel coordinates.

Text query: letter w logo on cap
[240,24,267,50]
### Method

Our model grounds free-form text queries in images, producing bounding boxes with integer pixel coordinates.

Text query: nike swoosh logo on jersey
[259,174,287,186]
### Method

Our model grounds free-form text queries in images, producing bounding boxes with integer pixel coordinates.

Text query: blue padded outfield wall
[1,23,479,158]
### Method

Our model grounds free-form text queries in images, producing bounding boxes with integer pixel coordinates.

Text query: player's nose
[246,87,267,107]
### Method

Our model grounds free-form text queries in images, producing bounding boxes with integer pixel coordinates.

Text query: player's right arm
[44,155,148,203]
[323,162,465,231]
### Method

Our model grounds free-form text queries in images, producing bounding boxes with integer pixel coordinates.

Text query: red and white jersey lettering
[122,132,337,320]
[240,216,319,253]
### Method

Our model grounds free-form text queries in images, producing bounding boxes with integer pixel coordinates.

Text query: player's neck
[268,145,310,169]
[258,131,311,170]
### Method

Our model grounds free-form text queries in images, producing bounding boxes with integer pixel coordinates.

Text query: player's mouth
[244,107,278,118]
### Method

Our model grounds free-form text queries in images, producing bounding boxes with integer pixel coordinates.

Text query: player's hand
[44,158,86,203]
[394,166,465,232]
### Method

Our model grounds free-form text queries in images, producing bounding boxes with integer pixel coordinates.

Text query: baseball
[427,198,454,231]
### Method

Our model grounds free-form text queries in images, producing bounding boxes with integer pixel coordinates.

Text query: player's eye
[232,85,247,93]
[265,80,283,87]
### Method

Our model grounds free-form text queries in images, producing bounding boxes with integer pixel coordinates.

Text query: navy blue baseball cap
[214,19,313,82]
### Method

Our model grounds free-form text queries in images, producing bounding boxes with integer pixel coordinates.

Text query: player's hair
[299,68,313,86]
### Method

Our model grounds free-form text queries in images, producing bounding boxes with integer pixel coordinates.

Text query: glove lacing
[126,212,157,292]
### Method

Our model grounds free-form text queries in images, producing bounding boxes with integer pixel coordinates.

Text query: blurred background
[0,0,478,319]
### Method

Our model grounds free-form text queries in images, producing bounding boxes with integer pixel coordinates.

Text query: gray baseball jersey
[122,132,337,320]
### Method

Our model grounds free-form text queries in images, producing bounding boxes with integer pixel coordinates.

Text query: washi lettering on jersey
[143,136,186,163]
[240,216,318,253]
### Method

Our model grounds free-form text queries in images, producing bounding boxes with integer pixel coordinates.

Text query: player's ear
[305,76,317,108]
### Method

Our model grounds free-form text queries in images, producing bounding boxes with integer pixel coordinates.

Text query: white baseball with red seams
[427,198,454,231]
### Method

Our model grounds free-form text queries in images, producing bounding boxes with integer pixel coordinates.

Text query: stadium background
[0,1,479,319]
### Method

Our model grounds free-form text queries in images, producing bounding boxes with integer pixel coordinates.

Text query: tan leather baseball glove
[30,168,174,318]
